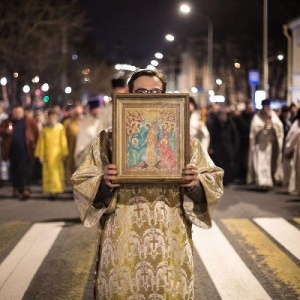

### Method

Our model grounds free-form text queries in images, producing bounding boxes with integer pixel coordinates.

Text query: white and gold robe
[71,128,224,299]
[247,110,284,187]
[284,119,300,196]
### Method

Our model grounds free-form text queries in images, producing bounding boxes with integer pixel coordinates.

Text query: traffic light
[43,95,50,102]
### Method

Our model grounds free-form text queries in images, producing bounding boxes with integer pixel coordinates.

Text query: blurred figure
[234,101,254,183]
[31,109,46,184]
[74,97,105,167]
[0,104,39,199]
[62,101,83,184]
[289,103,298,124]
[24,105,34,119]
[206,103,221,137]
[0,101,9,183]
[189,97,210,151]
[279,105,292,140]
[35,109,69,199]
[283,107,300,195]
[247,99,284,190]
[208,109,239,185]
[102,77,128,128]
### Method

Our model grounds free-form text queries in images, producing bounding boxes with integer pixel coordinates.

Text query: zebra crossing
[0,217,299,300]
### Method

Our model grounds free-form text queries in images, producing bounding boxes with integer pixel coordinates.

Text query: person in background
[289,103,298,124]
[0,104,39,199]
[35,109,69,199]
[102,77,128,128]
[62,101,84,184]
[283,107,300,196]
[234,101,254,183]
[247,99,284,190]
[74,97,105,167]
[31,109,46,184]
[279,105,292,140]
[189,96,210,151]
[208,109,240,185]
[0,101,9,183]
[24,105,35,119]
[71,68,224,299]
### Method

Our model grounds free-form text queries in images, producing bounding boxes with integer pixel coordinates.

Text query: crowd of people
[0,75,299,200]
[0,77,127,199]
[190,99,300,195]
[1,68,299,298]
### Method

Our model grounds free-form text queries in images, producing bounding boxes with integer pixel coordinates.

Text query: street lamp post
[263,0,269,98]
[179,4,213,101]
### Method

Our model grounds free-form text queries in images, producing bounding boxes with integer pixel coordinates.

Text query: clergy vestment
[71,128,224,299]
[35,122,69,194]
[247,110,284,187]
[284,119,300,196]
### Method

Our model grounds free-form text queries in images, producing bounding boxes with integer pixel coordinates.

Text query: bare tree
[0,0,86,102]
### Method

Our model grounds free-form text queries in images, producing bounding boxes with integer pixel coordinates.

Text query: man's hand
[181,164,199,188]
[103,164,121,188]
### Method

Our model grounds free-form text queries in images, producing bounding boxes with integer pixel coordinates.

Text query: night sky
[80,0,300,67]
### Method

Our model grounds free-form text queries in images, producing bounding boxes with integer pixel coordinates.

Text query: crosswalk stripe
[223,218,300,298]
[254,217,300,260]
[192,223,271,300]
[0,222,65,300]
[293,218,300,225]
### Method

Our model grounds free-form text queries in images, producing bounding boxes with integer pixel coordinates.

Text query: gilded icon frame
[112,93,190,183]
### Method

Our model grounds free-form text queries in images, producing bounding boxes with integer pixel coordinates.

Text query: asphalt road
[0,182,299,299]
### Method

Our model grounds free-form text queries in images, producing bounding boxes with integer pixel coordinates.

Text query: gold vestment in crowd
[71,128,224,299]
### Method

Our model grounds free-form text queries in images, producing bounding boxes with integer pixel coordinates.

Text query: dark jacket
[0,117,39,162]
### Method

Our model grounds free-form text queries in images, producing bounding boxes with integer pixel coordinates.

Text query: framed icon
[112,93,190,183]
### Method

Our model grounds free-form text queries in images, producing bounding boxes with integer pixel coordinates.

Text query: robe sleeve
[71,130,117,228]
[182,136,224,229]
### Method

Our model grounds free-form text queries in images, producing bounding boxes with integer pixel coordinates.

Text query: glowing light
[165,34,175,42]
[0,77,7,86]
[155,52,163,59]
[277,54,284,61]
[209,95,225,103]
[234,62,241,69]
[32,76,39,83]
[151,60,159,67]
[13,72,19,78]
[216,79,222,85]
[23,85,30,93]
[65,86,72,94]
[191,87,198,93]
[179,3,191,14]
[147,65,156,70]
[41,83,49,92]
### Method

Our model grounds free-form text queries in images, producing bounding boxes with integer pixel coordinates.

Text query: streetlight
[165,34,175,42]
[263,0,268,97]
[179,3,213,96]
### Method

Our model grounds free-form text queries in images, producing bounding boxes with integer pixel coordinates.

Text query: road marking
[0,222,65,300]
[254,217,300,260]
[293,218,300,225]
[192,223,271,300]
[223,218,300,298]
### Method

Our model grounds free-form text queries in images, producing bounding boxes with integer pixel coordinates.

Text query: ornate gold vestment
[71,128,223,299]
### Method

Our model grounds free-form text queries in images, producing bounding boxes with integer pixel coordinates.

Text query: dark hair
[111,77,126,89]
[128,69,167,93]
[189,96,198,110]
[47,108,58,117]
[296,107,300,120]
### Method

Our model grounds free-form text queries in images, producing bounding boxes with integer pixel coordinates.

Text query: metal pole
[197,13,213,105]
[283,24,292,105]
[263,0,268,98]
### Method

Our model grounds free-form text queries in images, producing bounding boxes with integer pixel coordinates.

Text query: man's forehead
[133,76,162,87]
